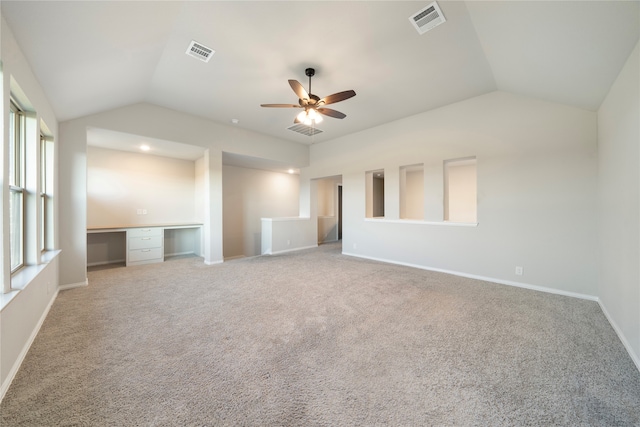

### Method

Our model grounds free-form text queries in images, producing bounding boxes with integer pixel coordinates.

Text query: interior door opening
[338,184,342,240]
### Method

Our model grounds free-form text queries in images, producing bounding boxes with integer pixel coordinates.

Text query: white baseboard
[0,288,59,402]
[87,259,125,267]
[268,245,318,256]
[598,300,640,373]
[165,251,195,258]
[342,251,640,373]
[204,259,223,266]
[58,279,88,291]
[341,252,599,302]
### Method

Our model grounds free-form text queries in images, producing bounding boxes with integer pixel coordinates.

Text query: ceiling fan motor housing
[300,94,321,106]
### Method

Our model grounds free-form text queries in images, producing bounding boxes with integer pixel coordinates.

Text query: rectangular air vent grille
[287,124,323,137]
[186,40,214,62]
[410,2,446,35]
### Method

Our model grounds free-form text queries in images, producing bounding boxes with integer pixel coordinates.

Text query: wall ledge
[364,218,478,227]
[261,217,311,222]
[2,250,61,311]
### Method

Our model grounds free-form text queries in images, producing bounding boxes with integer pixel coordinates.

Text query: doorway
[315,175,343,244]
[338,184,343,240]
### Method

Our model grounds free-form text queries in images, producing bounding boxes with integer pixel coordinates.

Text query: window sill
[364,218,478,227]
[2,249,61,310]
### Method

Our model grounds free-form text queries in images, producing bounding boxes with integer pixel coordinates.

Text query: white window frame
[40,134,54,253]
[9,100,26,273]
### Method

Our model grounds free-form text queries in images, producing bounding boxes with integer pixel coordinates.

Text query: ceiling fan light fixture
[298,108,323,125]
[307,108,322,123]
[261,68,355,127]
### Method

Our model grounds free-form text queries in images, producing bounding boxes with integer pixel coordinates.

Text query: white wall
[597,41,640,369]
[59,103,308,286]
[1,15,60,398]
[261,217,317,255]
[222,165,299,259]
[302,91,598,297]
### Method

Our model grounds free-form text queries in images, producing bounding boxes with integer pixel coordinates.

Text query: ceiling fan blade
[319,90,356,106]
[260,104,301,108]
[289,80,309,101]
[317,108,346,119]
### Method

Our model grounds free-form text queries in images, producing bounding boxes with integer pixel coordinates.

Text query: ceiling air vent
[186,40,214,62]
[409,2,446,35]
[287,124,323,137]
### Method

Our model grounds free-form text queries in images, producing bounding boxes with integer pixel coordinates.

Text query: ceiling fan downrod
[305,67,315,96]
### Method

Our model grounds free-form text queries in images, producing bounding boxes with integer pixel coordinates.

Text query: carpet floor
[1,243,639,426]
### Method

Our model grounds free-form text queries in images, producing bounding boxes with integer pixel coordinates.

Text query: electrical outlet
[515,266,524,276]
[142,209,147,215]
[353,243,357,250]
[286,239,291,245]
[136,209,143,215]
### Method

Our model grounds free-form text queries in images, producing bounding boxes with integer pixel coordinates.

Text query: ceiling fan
[260,68,356,125]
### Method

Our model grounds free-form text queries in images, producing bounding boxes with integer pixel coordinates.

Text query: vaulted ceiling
[2,1,639,146]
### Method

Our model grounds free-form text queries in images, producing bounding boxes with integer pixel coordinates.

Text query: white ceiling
[2,0,639,152]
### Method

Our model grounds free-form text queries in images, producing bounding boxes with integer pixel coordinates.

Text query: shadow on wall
[253,232,261,256]
[318,217,338,244]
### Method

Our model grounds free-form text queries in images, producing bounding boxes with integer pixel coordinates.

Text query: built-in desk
[87,223,203,267]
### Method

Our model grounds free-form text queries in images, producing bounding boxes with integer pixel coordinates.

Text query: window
[366,169,385,218]
[40,133,54,252]
[9,100,25,272]
[444,157,477,223]
[400,164,424,220]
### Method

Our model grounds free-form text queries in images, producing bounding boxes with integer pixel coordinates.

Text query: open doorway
[338,184,342,240]
[316,175,342,244]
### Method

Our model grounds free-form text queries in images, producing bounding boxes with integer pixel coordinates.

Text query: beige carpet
[1,243,639,426]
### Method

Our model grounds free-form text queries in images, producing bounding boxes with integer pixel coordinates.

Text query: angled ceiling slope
[1,1,638,146]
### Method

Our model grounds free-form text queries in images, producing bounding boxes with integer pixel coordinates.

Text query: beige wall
[445,161,477,223]
[400,165,424,220]
[222,165,299,259]
[87,146,197,227]
[316,176,342,243]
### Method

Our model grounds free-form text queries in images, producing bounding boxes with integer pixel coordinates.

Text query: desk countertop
[87,223,203,232]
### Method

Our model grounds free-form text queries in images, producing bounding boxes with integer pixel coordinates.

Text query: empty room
[1,1,639,425]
